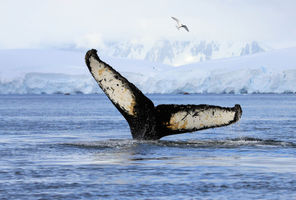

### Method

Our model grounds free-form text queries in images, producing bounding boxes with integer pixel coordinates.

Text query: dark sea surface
[0,94,296,200]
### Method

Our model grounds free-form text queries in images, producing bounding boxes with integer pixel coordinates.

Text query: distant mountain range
[1,46,295,94]
[91,40,268,66]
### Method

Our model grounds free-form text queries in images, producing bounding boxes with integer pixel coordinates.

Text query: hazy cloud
[0,0,295,48]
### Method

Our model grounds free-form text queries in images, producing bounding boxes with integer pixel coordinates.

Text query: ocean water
[0,94,295,200]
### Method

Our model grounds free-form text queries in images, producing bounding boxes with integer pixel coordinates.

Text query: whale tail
[85,49,242,140]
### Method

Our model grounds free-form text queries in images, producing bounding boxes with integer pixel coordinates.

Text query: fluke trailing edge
[85,49,242,140]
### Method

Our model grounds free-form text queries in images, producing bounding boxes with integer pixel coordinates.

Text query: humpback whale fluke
[85,49,242,140]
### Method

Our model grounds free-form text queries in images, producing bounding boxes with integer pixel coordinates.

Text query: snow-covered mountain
[94,40,267,66]
[0,47,295,94]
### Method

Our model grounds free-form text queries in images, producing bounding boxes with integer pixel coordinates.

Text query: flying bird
[171,17,189,32]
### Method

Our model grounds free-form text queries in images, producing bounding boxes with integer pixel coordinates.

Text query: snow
[89,40,268,66]
[0,47,295,94]
[140,47,296,94]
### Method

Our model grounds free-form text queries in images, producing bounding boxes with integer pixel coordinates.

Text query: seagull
[171,17,189,32]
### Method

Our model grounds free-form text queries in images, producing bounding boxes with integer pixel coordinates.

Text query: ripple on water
[63,137,296,150]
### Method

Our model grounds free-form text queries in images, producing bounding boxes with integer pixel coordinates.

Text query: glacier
[93,40,268,66]
[0,47,295,94]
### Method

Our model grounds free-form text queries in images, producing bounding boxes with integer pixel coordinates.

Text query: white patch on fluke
[89,57,136,115]
[167,108,235,130]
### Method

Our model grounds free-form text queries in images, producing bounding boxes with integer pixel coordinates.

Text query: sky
[0,0,296,49]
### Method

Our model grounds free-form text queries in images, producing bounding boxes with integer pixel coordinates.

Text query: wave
[63,137,296,150]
